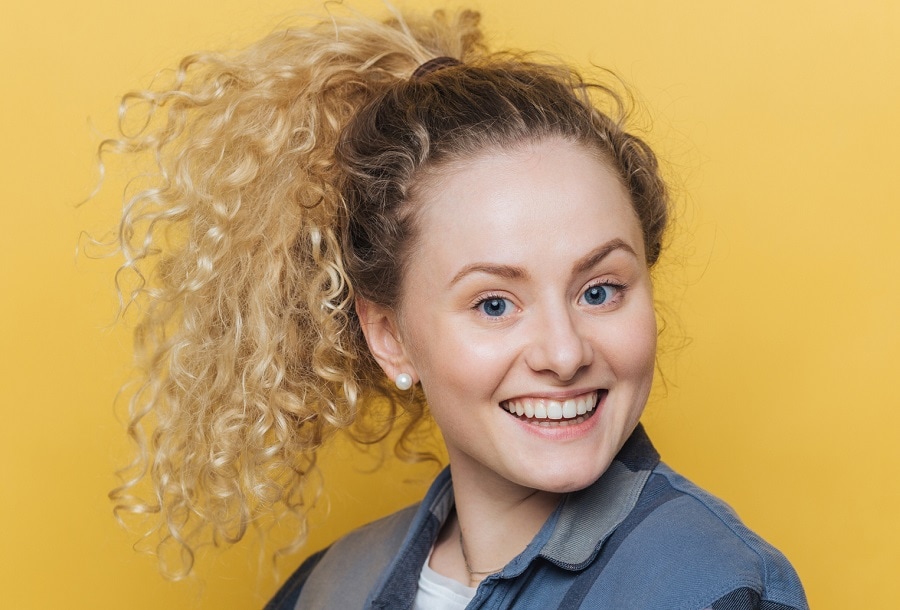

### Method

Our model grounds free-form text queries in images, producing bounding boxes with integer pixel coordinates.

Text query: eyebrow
[449,238,637,287]
[573,239,637,275]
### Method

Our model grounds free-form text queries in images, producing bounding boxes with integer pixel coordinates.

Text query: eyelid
[470,291,506,307]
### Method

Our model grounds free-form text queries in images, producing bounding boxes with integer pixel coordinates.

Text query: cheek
[414,331,513,395]
[604,308,658,381]
[404,319,520,421]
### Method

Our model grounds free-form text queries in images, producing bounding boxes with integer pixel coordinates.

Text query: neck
[430,461,562,587]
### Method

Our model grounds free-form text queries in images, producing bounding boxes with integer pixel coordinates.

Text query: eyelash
[471,281,627,318]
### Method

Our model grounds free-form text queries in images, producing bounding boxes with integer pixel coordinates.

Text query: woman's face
[373,137,657,495]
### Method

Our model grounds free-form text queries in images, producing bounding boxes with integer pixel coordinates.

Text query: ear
[355,298,418,385]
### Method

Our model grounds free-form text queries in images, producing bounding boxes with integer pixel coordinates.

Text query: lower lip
[507,391,606,440]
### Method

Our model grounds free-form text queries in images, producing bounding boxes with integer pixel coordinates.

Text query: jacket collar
[422,423,660,574]
[539,424,659,568]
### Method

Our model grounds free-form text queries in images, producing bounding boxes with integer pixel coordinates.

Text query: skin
[358,137,658,587]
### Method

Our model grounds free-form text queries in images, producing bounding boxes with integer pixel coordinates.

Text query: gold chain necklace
[458,530,505,577]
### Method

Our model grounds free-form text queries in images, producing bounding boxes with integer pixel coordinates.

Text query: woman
[104,6,807,609]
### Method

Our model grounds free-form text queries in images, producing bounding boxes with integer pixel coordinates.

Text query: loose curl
[101,5,668,578]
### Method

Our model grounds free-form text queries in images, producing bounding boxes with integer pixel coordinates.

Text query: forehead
[407,138,646,276]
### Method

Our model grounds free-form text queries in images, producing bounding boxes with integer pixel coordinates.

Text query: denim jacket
[266,425,808,610]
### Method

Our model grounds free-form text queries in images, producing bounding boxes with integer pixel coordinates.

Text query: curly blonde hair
[102,5,668,577]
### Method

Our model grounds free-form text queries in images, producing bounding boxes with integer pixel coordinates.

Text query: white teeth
[502,391,599,423]
[547,401,563,419]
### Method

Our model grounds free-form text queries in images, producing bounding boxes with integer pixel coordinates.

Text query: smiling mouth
[501,391,602,427]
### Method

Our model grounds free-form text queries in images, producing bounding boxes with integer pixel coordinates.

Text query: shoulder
[595,462,807,609]
[316,502,422,571]
[264,503,421,610]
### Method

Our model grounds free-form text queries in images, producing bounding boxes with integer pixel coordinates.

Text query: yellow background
[2,0,898,608]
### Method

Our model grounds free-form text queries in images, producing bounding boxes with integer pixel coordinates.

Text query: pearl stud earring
[395,373,413,391]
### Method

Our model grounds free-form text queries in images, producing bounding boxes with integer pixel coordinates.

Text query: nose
[524,307,593,381]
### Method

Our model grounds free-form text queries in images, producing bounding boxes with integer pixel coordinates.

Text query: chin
[514,458,615,495]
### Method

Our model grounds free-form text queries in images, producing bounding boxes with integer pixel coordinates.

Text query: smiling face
[361,137,657,496]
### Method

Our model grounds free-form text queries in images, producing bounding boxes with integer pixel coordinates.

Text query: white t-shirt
[412,548,477,610]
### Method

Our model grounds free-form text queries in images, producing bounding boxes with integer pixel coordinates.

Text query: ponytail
[104,7,486,577]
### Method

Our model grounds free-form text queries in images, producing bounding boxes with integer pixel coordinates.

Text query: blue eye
[583,284,617,306]
[478,297,511,317]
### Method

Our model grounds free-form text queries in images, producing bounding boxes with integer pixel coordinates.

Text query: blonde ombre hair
[102,5,668,577]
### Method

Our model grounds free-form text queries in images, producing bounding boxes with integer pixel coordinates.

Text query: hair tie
[412,56,463,79]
